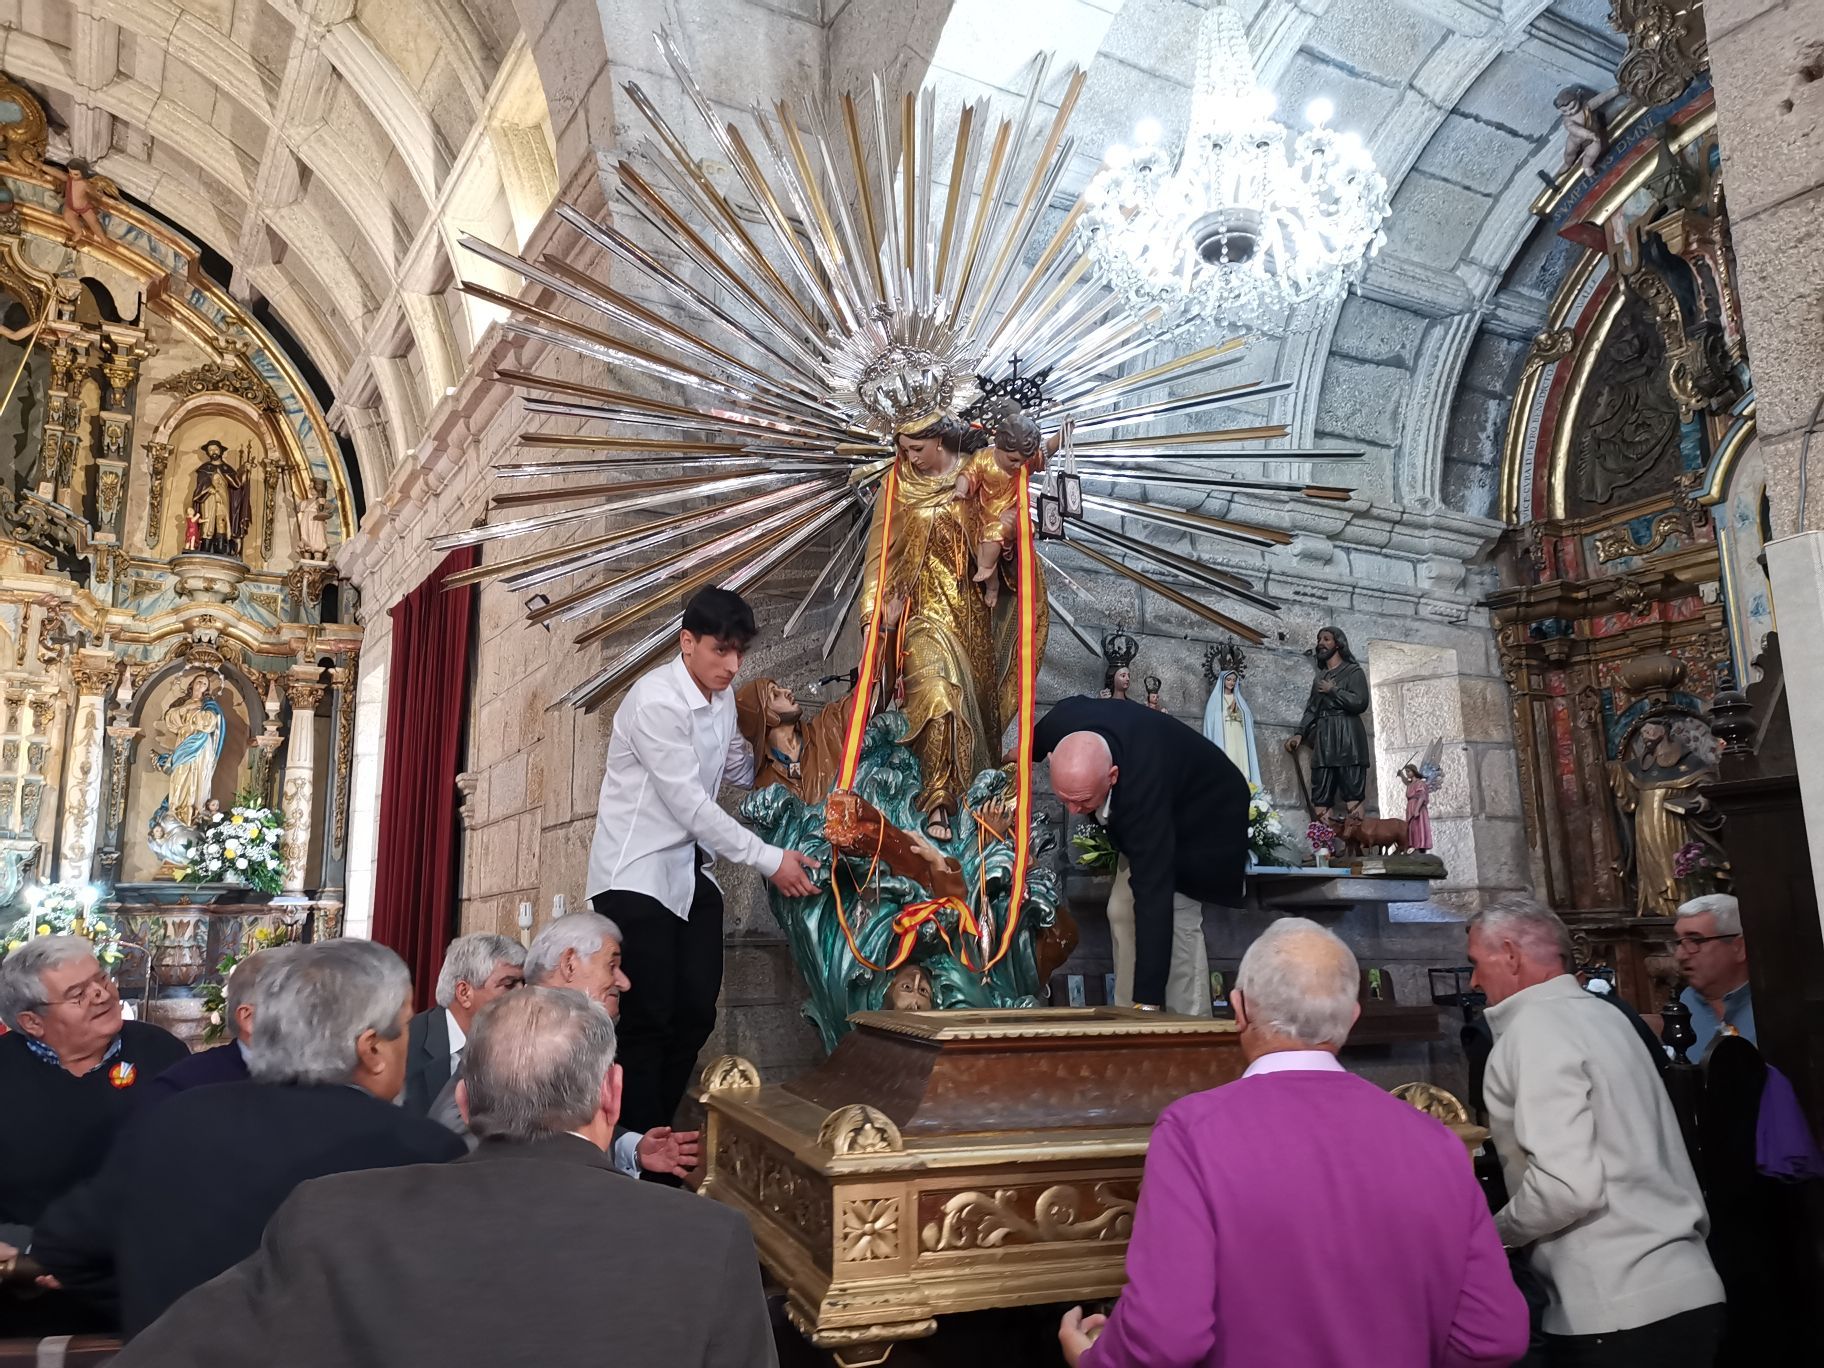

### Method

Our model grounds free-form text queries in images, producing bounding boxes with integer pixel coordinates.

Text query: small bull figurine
[1340,811,1410,857]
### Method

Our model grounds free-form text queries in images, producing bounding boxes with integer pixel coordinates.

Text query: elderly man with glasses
[1672,893,1754,1058]
[0,936,187,1247]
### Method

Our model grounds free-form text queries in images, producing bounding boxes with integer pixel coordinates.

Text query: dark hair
[995,413,1041,457]
[960,422,993,455]
[902,414,966,453]
[682,586,756,648]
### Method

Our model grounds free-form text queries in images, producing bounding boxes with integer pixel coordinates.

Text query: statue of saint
[1284,626,1371,825]
[154,672,225,828]
[187,440,251,556]
[883,962,933,1011]
[1203,669,1259,786]
[293,476,331,560]
[734,676,854,805]
[1610,717,1716,917]
[861,414,1046,840]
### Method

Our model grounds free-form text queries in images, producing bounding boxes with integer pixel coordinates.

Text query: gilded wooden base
[698,1008,1248,1361]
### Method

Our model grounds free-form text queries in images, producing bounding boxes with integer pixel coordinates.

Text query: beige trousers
[1106,856,1211,1015]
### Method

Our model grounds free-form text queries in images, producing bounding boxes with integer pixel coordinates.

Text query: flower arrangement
[1070,822,1119,874]
[1246,785,1289,865]
[199,922,298,1044]
[3,882,123,966]
[1306,820,1337,865]
[1674,840,1727,889]
[176,791,286,894]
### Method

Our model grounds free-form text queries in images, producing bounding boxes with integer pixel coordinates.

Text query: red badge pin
[108,1061,137,1089]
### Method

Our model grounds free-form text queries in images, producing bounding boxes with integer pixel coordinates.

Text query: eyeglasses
[1673,933,1740,952]
[41,971,117,1009]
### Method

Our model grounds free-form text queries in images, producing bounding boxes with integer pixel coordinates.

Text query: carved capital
[817,1104,903,1157]
[700,1055,763,1096]
[285,679,328,712]
[69,652,117,697]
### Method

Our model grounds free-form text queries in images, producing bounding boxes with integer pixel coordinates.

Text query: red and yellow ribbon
[983,466,1037,972]
[837,463,899,789]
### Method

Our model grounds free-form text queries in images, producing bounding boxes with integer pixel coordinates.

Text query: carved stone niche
[170,552,248,604]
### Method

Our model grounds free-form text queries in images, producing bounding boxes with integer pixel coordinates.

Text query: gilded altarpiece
[0,79,361,1031]
[1493,74,1759,1007]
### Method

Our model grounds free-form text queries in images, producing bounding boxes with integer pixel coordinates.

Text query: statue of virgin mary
[1203,669,1260,787]
[154,672,225,827]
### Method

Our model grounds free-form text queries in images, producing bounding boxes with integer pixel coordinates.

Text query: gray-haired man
[428,913,699,1179]
[113,988,777,1368]
[31,940,464,1338]
[403,932,526,1115]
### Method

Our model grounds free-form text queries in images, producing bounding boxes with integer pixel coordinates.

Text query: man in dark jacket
[140,943,297,1105]
[1035,695,1249,1011]
[31,940,463,1336]
[403,931,525,1115]
[110,987,775,1368]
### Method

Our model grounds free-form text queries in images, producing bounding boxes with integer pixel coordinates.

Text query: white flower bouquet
[1246,784,1291,866]
[3,882,124,966]
[177,796,286,894]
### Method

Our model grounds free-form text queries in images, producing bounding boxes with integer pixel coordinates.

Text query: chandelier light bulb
[1075,1,1391,336]
[1134,117,1164,147]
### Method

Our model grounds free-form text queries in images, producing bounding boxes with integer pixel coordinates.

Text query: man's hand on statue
[770,849,821,897]
[637,1126,702,1178]
[1058,1306,1107,1367]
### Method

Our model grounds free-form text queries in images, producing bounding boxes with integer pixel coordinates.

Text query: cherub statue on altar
[61,161,108,242]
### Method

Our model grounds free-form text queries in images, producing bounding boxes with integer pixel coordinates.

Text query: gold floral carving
[919,1183,1137,1253]
[95,464,123,524]
[0,778,15,831]
[0,74,50,168]
[1594,511,1689,563]
[715,1130,832,1254]
[1391,1082,1470,1125]
[69,658,117,696]
[150,360,282,413]
[281,774,311,885]
[62,710,99,864]
[818,1104,903,1156]
[1522,327,1575,377]
[332,663,356,851]
[284,562,334,606]
[143,442,170,548]
[840,1198,901,1262]
[700,1055,763,1095]
[1611,0,1708,108]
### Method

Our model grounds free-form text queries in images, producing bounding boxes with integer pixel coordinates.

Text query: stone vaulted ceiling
[0,0,1626,527]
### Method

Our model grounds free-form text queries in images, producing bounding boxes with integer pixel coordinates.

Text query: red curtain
[371,546,478,1009]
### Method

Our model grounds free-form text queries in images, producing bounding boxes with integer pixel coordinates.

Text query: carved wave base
[697,1007,1247,1364]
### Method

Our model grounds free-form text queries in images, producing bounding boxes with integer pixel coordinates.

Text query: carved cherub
[61,161,112,242]
[954,408,1066,609]
[1554,86,1615,180]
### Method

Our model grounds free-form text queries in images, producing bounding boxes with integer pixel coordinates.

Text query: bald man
[1033,695,1249,1012]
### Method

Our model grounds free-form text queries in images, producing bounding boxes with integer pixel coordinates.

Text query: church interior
[0,0,1821,1362]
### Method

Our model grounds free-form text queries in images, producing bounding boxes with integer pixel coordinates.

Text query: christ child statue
[955,410,1053,608]
[62,163,105,242]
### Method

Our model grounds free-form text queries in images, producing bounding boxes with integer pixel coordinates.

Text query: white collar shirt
[585,655,783,917]
[445,1008,467,1072]
[1241,1049,1346,1079]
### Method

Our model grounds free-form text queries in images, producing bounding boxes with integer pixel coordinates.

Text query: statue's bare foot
[925,811,953,842]
[981,578,1000,608]
[973,561,997,584]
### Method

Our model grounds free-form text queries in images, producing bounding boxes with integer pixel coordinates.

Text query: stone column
[57,651,116,884]
[280,671,327,894]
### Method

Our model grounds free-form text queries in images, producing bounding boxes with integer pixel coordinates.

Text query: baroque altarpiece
[0,79,358,1014]
[1492,33,1764,1006]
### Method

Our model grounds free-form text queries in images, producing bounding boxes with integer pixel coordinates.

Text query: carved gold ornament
[817,1104,903,1156]
[920,1182,1137,1252]
[699,1054,763,1095]
[1391,1082,1470,1125]
[840,1197,901,1262]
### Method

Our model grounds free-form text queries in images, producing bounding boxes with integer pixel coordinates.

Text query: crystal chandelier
[1076,0,1392,335]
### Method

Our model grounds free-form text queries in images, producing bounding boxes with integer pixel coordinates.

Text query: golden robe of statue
[858,418,1046,838]
[1611,719,1714,917]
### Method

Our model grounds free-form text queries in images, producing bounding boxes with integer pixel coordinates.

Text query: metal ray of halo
[947,113,1014,327]
[1071,448,1362,465]
[980,253,1093,371]
[551,486,853,633]
[963,93,1082,340]
[429,471,795,550]
[950,53,1050,325]
[838,91,891,305]
[800,95,881,307]
[563,496,857,711]
[746,107,867,333]
[516,402,859,449]
[723,118,860,338]
[822,547,868,660]
[1079,425,1291,450]
[498,452,858,478]
[1071,382,1294,432]
[1074,491,1290,550]
[1066,519,1280,612]
[1076,469,1354,499]
[1066,541,1266,645]
[554,204,831,388]
[869,75,907,312]
[1048,338,1250,407]
[783,505,873,637]
[485,462,846,506]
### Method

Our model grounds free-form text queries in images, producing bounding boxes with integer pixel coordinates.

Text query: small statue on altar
[883,961,934,1011]
[1399,764,1434,852]
[956,409,1046,610]
[1101,626,1138,701]
[188,440,252,557]
[294,477,331,560]
[183,511,200,551]
[1285,626,1371,826]
[1143,675,1164,711]
[153,672,225,828]
[61,161,106,242]
[1610,716,1718,917]
[1553,86,1609,180]
[1203,665,1260,786]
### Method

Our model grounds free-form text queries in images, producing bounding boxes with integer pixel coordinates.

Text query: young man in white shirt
[587,587,820,1144]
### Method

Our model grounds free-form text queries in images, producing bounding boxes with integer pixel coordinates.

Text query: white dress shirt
[586,654,783,915]
[569,1128,644,1178]
[445,1008,467,1074]
[1241,1048,1346,1079]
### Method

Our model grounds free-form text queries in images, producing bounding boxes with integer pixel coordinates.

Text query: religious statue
[955,406,1053,609]
[862,412,1046,841]
[1553,86,1610,180]
[1101,625,1137,701]
[187,440,252,556]
[293,477,331,560]
[61,161,108,242]
[153,672,225,828]
[1610,716,1718,917]
[883,962,934,1011]
[1284,626,1371,825]
[1143,676,1163,711]
[734,676,854,805]
[1399,763,1436,853]
[1203,668,1260,786]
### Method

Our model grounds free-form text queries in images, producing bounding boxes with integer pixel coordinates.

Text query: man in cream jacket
[1467,895,1723,1366]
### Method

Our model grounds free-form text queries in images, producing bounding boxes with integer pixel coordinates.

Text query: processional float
[436,33,1377,1363]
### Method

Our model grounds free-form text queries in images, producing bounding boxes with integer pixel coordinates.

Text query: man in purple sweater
[1060,917,1528,1368]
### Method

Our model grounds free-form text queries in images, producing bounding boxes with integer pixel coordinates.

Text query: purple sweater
[1085,1070,1528,1368]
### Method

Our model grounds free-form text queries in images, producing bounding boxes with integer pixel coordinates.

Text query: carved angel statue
[294,476,331,560]
[61,159,118,243]
[1553,85,1617,180]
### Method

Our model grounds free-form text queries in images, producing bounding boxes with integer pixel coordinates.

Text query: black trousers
[1311,763,1367,808]
[593,867,724,1138]
[1542,1303,1725,1367]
